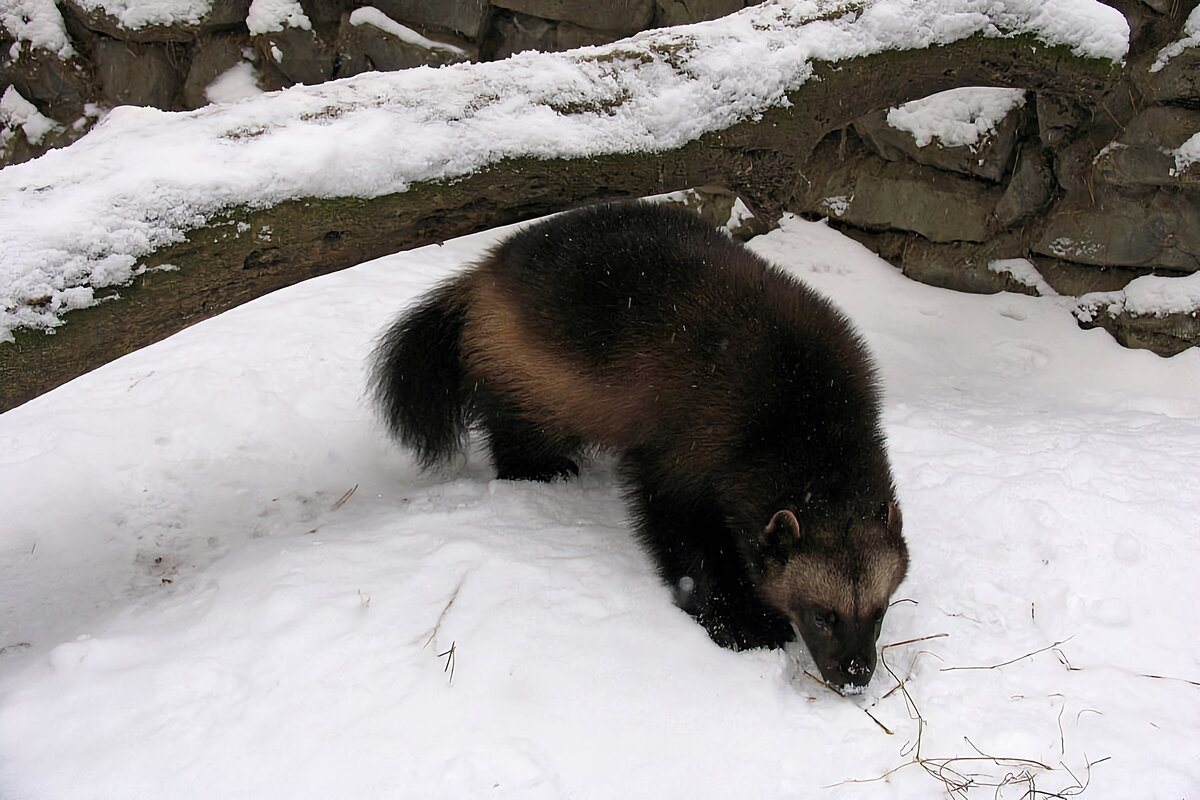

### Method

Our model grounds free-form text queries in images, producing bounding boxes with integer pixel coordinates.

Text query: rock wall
[786,2,1200,356]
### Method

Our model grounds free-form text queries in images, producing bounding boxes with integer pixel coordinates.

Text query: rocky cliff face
[2,1,1197,354]
[788,3,1200,355]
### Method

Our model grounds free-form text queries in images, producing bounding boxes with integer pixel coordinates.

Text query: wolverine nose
[842,656,871,684]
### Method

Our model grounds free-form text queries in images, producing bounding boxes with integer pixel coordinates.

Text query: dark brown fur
[370,202,908,687]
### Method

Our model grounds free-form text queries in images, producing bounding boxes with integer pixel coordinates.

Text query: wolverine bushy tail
[369,279,472,468]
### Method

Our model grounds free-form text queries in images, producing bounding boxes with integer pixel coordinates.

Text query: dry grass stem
[331,483,359,511]
[963,736,1052,770]
[421,572,468,650]
[827,632,1110,798]
[1055,648,1080,672]
[438,641,457,685]
[1056,646,1200,688]
[885,632,949,650]
[941,637,1073,672]
[803,668,842,695]
[863,707,894,736]
[802,669,893,735]
[1134,672,1200,688]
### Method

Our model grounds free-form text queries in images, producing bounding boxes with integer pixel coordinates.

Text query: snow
[726,195,755,229]
[1150,4,1199,73]
[1080,271,1200,319]
[1122,271,1200,316]
[350,7,469,56]
[0,0,1130,342]
[246,0,311,35]
[73,0,212,29]
[1,214,1198,799]
[204,61,264,105]
[0,0,75,58]
[983,259,1199,328]
[820,194,852,216]
[1171,131,1200,176]
[886,87,1027,149]
[1092,140,1126,163]
[989,257,1058,296]
[0,86,61,144]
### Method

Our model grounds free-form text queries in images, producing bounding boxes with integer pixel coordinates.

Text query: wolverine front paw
[698,607,794,652]
[496,457,579,482]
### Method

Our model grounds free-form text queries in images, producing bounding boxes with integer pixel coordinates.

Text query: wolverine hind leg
[473,390,581,482]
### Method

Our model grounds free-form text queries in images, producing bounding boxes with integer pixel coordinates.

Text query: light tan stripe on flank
[462,280,656,448]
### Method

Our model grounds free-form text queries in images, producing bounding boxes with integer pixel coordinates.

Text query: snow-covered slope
[1,216,1197,799]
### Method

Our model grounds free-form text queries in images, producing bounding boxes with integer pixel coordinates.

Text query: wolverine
[370,202,908,690]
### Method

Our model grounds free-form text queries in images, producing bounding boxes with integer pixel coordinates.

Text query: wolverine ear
[763,509,803,555]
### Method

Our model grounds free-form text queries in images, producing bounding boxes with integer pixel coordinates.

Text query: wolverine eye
[814,609,838,630]
[872,609,885,624]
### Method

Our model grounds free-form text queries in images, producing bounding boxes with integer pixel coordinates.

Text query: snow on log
[0,0,1128,410]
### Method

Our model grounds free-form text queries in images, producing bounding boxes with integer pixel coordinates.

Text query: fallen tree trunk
[0,33,1119,411]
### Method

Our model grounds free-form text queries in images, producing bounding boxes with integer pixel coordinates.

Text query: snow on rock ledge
[0,86,63,145]
[1174,132,1200,176]
[60,0,251,40]
[1075,272,1200,356]
[0,0,76,58]
[1151,5,1200,73]
[348,8,468,56]
[245,0,311,34]
[335,6,475,75]
[855,87,1028,182]
[886,87,1028,150]
[72,0,216,30]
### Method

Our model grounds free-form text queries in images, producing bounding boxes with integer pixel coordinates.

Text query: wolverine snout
[814,651,876,690]
[841,655,873,685]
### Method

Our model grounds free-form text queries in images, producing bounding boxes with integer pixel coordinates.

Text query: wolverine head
[755,502,907,691]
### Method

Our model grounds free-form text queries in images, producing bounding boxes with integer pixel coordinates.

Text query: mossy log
[0,34,1119,411]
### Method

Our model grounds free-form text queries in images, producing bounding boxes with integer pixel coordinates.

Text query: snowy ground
[1,214,1197,799]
